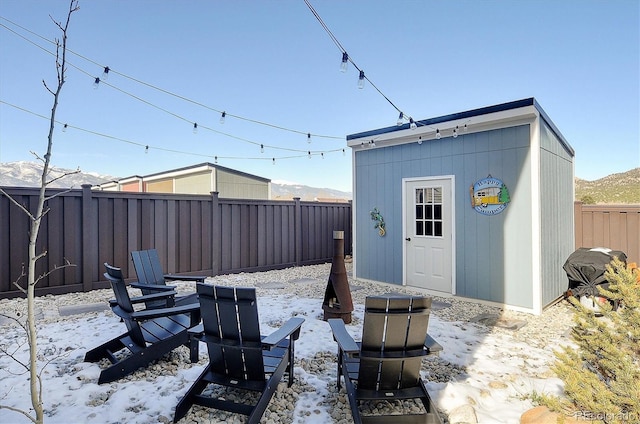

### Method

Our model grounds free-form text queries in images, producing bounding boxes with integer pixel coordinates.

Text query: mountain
[575,168,640,204]
[0,161,116,188]
[271,180,351,202]
[0,161,352,201]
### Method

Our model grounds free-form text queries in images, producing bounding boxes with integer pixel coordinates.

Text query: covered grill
[563,247,627,298]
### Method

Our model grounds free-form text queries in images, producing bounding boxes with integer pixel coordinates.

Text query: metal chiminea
[322,230,354,324]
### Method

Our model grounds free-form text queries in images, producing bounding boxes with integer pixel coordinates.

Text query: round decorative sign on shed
[469,175,511,215]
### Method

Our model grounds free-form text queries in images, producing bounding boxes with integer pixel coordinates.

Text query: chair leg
[174,365,211,423]
[84,334,127,364]
[247,355,289,424]
[341,362,362,424]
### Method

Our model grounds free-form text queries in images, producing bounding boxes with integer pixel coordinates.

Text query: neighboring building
[97,163,271,200]
[347,98,574,314]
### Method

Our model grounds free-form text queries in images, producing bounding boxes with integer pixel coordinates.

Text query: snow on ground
[0,283,567,423]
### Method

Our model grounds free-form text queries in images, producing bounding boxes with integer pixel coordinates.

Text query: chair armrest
[131,302,201,321]
[261,317,305,348]
[130,282,175,291]
[164,274,207,283]
[129,290,177,305]
[328,318,359,354]
[424,334,443,355]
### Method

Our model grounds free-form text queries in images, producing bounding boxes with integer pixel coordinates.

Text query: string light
[321,152,324,159]
[272,158,276,165]
[62,123,68,132]
[260,144,264,153]
[102,66,110,79]
[220,111,226,124]
[307,132,311,143]
[464,123,468,132]
[214,156,218,164]
[145,145,149,154]
[0,15,344,142]
[308,151,312,159]
[436,129,441,139]
[193,122,198,134]
[417,136,422,145]
[342,148,345,156]
[453,125,459,138]
[93,77,100,89]
[397,112,404,126]
[340,52,348,73]
[357,70,365,89]
[409,117,417,130]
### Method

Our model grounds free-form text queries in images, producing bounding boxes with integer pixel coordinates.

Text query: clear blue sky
[1,0,638,193]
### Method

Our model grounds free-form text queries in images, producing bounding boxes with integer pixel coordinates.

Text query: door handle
[405,237,411,241]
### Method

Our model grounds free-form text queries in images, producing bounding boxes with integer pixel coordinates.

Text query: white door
[404,178,453,293]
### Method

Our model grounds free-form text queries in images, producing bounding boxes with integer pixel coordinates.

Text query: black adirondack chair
[328,294,443,424]
[130,249,205,308]
[85,263,201,384]
[173,284,304,424]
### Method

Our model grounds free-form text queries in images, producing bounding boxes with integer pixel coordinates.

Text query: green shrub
[544,257,640,423]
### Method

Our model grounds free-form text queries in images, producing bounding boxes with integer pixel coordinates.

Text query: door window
[415,187,443,237]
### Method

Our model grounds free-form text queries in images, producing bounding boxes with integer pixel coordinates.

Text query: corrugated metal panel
[174,172,212,194]
[540,121,575,307]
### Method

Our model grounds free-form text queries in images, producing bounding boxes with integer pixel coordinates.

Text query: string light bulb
[307,133,311,143]
[464,123,468,132]
[370,140,376,147]
[93,77,100,89]
[342,148,345,156]
[397,112,404,126]
[214,156,218,164]
[340,52,349,73]
[453,126,459,138]
[417,136,422,145]
[321,152,324,159]
[358,70,365,89]
[260,144,264,153]
[193,122,198,134]
[145,145,149,154]
[409,117,417,130]
[272,158,276,165]
[308,151,312,159]
[436,129,441,139]
[102,66,110,80]
[220,111,226,124]
[62,123,68,132]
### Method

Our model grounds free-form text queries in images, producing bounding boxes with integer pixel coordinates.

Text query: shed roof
[347,97,574,156]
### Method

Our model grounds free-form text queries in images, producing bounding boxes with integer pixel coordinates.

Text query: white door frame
[402,175,456,295]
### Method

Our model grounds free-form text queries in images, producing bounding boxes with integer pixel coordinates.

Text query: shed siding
[174,172,212,195]
[539,120,575,306]
[355,124,534,307]
[216,169,269,199]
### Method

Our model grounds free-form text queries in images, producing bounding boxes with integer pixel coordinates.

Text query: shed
[97,163,271,200]
[347,98,574,314]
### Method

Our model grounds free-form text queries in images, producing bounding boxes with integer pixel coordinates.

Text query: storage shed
[347,98,574,314]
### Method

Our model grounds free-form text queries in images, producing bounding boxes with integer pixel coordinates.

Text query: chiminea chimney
[322,230,354,324]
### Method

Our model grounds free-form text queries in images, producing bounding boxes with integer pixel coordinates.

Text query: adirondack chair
[130,249,205,308]
[173,284,305,424]
[85,263,201,384]
[328,294,443,424]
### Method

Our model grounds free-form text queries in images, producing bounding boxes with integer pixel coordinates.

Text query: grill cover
[563,247,627,297]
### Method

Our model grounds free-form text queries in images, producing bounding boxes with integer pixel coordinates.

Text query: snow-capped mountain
[0,161,116,188]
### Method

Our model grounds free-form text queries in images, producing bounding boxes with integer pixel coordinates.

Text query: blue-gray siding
[540,119,575,306]
[355,124,534,308]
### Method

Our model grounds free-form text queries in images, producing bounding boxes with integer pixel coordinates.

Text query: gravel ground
[0,262,576,423]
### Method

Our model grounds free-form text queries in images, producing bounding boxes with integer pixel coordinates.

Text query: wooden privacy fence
[574,201,640,263]
[0,185,352,299]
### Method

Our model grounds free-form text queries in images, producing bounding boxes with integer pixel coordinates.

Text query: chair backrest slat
[358,295,432,391]
[104,263,145,346]
[197,283,265,383]
[131,249,166,285]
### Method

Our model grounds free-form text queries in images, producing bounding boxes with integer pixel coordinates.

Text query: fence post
[81,184,94,292]
[574,201,583,250]
[294,197,302,266]
[211,192,220,276]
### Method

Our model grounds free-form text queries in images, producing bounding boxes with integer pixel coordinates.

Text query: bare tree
[0,1,79,423]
